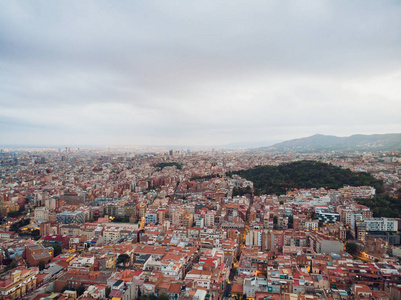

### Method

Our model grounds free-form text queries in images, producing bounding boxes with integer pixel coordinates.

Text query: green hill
[357,193,401,218]
[256,133,401,153]
[228,160,384,196]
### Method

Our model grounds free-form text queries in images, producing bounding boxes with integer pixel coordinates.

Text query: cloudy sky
[1,1,400,147]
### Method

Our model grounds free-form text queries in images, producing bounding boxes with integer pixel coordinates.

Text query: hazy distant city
[1,141,401,299]
[1,1,401,300]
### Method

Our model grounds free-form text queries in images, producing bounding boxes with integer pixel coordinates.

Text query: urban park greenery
[227,160,384,196]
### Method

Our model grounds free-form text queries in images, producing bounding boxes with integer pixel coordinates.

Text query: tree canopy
[190,174,221,181]
[111,216,130,223]
[357,193,401,218]
[227,160,384,196]
[117,253,130,265]
[42,241,62,257]
[38,260,46,271]
[232,185,252,196]
[138,293,168,300]
[10,218,31,232]
[76,285,86,296]
[345,242,359,255]
[154,162,182,170]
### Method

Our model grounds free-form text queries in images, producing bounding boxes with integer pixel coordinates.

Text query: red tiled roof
[231,284,243,294]
[168,283,182,294]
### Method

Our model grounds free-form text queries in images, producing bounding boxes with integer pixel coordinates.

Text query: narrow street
[223,191,254,299]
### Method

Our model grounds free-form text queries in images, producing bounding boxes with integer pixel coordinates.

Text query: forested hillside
[228,160,384,196]
[357,194,401,218]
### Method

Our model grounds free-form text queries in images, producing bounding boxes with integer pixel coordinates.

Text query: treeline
[227,160,384,196]
[111,216,130,223]
[154,162,182,170]
[190,174,222,181]
[357,194,401,218]
[232,185,252,196]
[10,218,41,239]
[10,218,31,232]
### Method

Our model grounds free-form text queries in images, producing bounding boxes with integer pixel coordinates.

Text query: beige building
[172,208,187,226]
[34,206,49,221]
[60,224,82,236]
[0,267,38,299]
[205,212,215,227]
[0,202,20,218]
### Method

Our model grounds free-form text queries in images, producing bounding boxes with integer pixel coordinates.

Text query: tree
[38,260,46,271]
[345,242,358,255]
[105,286,111,298]
[138,294,159,300]
[76,284,86,296]
[6,261,17,271]
[10,218,31,232]
[112,216,130,223]
[117,253,130,266]
[158,293,169,300]
[31,229,41,237]
[49,242,62,256]
[357,194,401,218]
[7,211,22,218]
[227,160,384,196]
[154,162,182,170]
[61,285,69,293]
[288,215,293,229]
[9,222,19,232]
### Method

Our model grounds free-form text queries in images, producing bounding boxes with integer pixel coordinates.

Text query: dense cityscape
[0,147,401,300]
[2,1,401,299]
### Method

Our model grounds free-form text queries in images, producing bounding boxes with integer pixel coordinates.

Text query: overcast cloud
[1,0,401,147]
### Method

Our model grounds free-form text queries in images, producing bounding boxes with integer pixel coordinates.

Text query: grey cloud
[1,0,401,146]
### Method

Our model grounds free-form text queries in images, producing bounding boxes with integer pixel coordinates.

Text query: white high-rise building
[364,218,398,232]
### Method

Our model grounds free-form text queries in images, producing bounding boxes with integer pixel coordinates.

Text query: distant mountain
[224,139,282,149]
[257,133,401,153]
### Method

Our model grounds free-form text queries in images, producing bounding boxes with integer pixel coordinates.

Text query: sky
[1,1,401,147]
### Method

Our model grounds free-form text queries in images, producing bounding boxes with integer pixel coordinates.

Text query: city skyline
[1,1,401,146]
